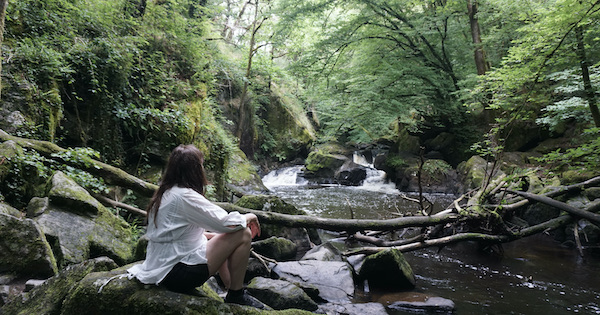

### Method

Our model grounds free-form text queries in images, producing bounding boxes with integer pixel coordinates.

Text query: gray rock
[26,197,50,218]
[247,277,318,311]
[33,203,134,266]
[317,302,388,315]
[359,249,415,290]
[47,171,103,216]
[0,202,23,218]
[301,241,343,261]
[271,260,354,303]
[252,237,297,261]
[389,296,455,313]
[0,212,58,277]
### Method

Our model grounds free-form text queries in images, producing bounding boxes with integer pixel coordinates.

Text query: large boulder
[457,155,505,190]
[46,171,103,216]
[31,172,135,266]
[317,302,388,315]
[4,260,312,315]
[0,210,58,278]
[359,249,415,290]
[303,150,348,182]
[252,237,297,261]
[300,242,343,262]
[1,256,117,315]
[271,260,355,303]
[334,161,367,186]
[247,277,318,311]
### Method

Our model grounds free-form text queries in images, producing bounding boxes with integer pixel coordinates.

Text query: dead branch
[345,200,600,255]
[94,194,147,217]
[506,189,600,224]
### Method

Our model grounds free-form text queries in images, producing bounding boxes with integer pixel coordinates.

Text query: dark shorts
[161,262,210,293]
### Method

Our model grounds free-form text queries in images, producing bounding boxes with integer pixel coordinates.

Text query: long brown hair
[146,144,208,225]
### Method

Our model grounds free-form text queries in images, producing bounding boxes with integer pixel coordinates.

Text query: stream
[261,164,600,314]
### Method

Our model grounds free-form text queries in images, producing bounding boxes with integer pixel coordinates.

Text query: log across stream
[262,168,600,315]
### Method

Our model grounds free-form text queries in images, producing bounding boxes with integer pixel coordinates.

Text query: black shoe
[225,289,269,309]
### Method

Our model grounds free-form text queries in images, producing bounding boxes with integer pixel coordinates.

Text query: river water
[262,165,600,315]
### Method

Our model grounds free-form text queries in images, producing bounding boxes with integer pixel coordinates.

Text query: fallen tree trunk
[347,200,600,255]
[216,202,460,232]
[506,189,600,225]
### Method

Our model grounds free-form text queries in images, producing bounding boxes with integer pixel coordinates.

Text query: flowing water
[262,163,600,315]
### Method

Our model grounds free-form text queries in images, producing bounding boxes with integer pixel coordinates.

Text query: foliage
[272,0,476,143]
[422,159,452,177]
[534,128,600,172]
[5,0,214,165]
[1,148,108,208]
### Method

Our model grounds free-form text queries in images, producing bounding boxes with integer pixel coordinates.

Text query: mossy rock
[1,257,117,315]
[60,265,313,315]
[359,249,415,290]
[252,237,297,261]
[0,212,58,278]
[46,171,103,216]
[303,151,347,178]
[0,140,23,180]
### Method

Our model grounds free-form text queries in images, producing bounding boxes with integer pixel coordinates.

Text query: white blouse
[127,186,246,285]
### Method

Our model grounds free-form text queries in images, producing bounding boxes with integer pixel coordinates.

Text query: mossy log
[0,129,158,197]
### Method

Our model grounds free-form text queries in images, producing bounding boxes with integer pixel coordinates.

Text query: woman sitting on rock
[127,144,263,308]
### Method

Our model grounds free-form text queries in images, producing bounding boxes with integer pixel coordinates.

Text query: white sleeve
[179,189,247,233]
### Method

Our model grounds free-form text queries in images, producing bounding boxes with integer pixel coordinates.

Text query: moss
[360,248,415,290]
[304,151,346,173]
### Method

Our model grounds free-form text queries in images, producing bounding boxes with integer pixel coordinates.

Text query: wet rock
[244,257,271,283]
[388,296,455,313]
[252,237,297,261]
[300,241,343,262]
[359,249,415,290]
[0,212,58,277]
[271,260,354,303]
[247,277,318,311]
[47,171,103,216]
[583,187,600,201]
[522,203,560,226]
[334,161,367,186]
[317,302,388,315]
[1,257,117,315]
[303,150,348,181]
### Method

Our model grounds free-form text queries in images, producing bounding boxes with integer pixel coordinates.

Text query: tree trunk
[575,26,600,127]
[237,1,263,158]
[0,0,8,99]
[467,0,488,75]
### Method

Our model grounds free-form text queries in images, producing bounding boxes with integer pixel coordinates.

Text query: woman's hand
[245,213,261,239]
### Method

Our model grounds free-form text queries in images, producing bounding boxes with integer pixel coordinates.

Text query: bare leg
[206,228,252,291]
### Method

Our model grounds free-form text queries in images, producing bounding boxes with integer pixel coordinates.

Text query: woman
[127,144,263,307]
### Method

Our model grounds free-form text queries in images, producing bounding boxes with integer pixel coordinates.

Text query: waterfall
[262,165,308,189]
[353,152,398,193]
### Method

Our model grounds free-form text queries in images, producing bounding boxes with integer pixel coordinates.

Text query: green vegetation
[1,0,599,205]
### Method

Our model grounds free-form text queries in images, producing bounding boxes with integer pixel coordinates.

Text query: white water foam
[353,152,398,194]
[261,165,308,189]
